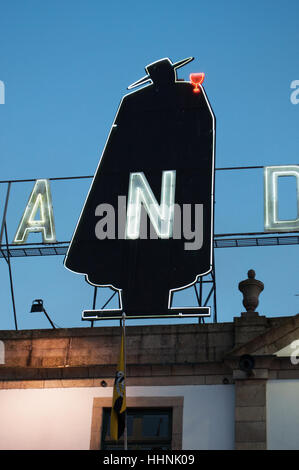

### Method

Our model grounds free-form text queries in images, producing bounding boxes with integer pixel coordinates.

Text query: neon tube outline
[64,58,215,314]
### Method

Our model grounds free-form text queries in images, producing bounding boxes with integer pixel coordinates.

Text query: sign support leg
[122,312,128,450]
[4,222,18,331]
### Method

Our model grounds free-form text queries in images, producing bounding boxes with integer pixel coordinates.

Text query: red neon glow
[190,73,205,93]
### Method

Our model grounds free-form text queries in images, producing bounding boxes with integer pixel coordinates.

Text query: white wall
[128,385,235,450]
[0,384,235,450]
[267,380,299,450]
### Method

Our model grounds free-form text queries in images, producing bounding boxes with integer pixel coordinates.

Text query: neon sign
[125,170,176,240]
[64,56,215,316]
[10,165,299,247]
[264,165,299,232]
[13,179,56,244]
[190,73,205,93]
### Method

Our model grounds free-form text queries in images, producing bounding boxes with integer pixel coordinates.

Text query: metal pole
[0,182,11,246]
[122,312,128,451]
[212,265,217,323]
[199,277,203,324]
[91,286,97,328]
[4,222,18,330]
[42,308,56,329]
[193,282,202,324]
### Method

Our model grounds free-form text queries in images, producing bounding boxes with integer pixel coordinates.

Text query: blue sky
[0,0,298,330]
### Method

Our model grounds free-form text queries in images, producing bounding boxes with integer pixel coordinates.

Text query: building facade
[0,299,298,450]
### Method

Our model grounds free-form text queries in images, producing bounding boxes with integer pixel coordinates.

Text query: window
[90,397,183,450]
[101,408,172,450]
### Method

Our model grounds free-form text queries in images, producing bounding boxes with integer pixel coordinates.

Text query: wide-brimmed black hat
[128,56,194,90]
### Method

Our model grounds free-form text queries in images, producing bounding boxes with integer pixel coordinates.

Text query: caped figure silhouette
[65,57,215,315]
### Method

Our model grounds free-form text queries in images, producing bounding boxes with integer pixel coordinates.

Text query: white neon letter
[264,165,299,232]
[13,179,56,244]
[125,170,176,240]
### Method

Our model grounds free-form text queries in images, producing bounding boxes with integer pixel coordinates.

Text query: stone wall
[0,322,236,369]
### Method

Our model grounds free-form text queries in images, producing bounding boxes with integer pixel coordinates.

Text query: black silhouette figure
[64,57,215,315]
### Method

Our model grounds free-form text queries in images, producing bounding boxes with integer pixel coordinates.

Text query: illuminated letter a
[13,179,56,244]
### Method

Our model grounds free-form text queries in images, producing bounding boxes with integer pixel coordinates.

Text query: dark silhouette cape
[64,58,215,315]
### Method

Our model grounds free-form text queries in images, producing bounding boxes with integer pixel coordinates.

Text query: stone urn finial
[238,269,264,315]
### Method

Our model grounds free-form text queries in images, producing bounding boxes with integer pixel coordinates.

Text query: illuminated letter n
[125,170,176,240]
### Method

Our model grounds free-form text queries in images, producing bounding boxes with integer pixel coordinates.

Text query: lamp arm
[42,308,56,329]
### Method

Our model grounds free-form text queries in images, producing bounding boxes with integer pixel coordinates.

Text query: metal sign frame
[1,166,299,330]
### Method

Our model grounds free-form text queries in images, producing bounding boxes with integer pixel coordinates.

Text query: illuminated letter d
[264,165,299,232]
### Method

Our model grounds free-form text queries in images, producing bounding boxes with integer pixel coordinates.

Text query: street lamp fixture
[30,299,56,329]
